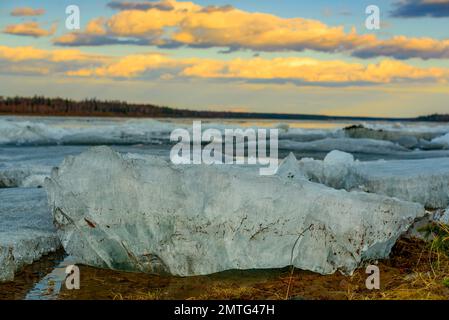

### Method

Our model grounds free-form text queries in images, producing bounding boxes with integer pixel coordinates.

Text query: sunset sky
[0,0,448,117]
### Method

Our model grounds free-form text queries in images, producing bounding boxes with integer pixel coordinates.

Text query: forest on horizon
[0,95,448,122]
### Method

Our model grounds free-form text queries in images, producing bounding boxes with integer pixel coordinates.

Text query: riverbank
[57,238,449,300]
[2,238,447,300]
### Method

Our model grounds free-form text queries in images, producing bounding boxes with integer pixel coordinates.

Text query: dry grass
[194,286,258,300]
[113,289,163,300]
[58,225,449,301]
[347,223,449,300]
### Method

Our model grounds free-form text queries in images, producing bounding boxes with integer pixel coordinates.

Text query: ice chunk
[343,124,439,149]
[279,129,341,142]
[418,139,447,150]
[0,167,51,188]
[0,188,60,282]
[435,208,449,225]
[355,122,449,135]
[324,150,354,164]
[432,133,449,148]
[396,136,419,149]
[0,117,340,146]
[0,118,176,146]
[279,138,408,155]
[21,174,48,188]
[45,147,424,276]
[275,123,290,132]
[298,152,449,209]
[0,169,29,188]
[275,153,308,180]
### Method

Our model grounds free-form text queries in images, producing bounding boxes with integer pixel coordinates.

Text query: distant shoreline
[0,96,447,122]
[0,111,414,122]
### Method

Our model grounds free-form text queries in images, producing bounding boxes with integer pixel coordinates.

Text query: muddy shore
[2,238,448,300]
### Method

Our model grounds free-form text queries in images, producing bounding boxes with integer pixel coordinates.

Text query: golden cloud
[353,36,449,59]
[65,52,449,84]
[4,22,56,38]
[67,54,177,77]
[53,0,449,59]
[10,7,45,16]
[0,46,108,63]
[1,45,447,85]
[55,0,375,52]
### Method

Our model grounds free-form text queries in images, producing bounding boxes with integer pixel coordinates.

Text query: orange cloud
[0,46,107,63]
[55,0,375,52]
[66,54,177,77]
[353,36,449,59]
[4,22,56,38]
[1,45,447,85]
[10,7,45,16]
[85,18,108,35]
[182,57,449,84]
[52,0,449,60]
[0,46,47,62]
[65,53,449,84]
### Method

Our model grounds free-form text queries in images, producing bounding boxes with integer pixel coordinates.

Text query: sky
[0,0,448,117]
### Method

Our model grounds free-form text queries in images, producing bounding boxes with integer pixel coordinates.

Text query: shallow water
[0,250,65,300]
[25,255,77,300]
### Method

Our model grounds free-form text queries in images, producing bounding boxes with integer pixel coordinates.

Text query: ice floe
[0,167,51,188]
[343,124,441,149]
[279,138,409,155]
[294,151,449,209]
[45,147,424,276]
[432,133,449,149]
[0,117,175,146]
[0,188,60,282]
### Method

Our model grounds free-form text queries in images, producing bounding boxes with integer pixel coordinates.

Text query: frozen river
[2,116,449,190]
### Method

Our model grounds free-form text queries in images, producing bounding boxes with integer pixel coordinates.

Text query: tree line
[0,96,447,122]
[0,96,204,117]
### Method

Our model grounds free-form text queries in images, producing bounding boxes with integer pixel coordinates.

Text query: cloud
[0,46,111,77]
[0,46,107,63]
[52,0,449,60]
[200,5,234,13]
[391,0,449,18]
[0,46,48,62]
[10,7,45,16]
[180,57,449,84]
[107,1,175,11]
[66,53,179,77]
[54,0,375,54]
[54,33,151,46]
[53,16,161,46]
[4,22,56,38]
[2,36,447,85]
[352,36,449,60]
[65,52,449,85]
